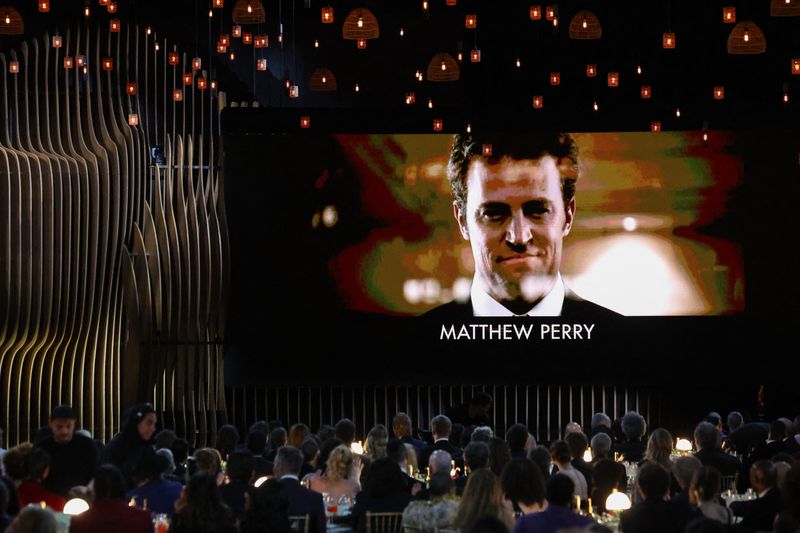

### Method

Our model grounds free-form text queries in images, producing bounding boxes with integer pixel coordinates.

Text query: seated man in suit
[425,132,618,318]
[724,411,768,456]
[619,463,700,533]
[273,445,326,533]
[730,460,785,531]
[417,415,462,472]
[456,441,490,496]
[693,421,741,477]
[391,413,426,455]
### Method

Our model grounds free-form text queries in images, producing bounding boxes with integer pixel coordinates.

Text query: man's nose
[505,211,533,245]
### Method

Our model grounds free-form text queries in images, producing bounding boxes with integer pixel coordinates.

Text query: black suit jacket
[417,440,463,473]
[725,423,769,456]
[619,499,701,533]
[281,477,326,533]
[694,448,741,476]
[730,487,784,531]
[423,290,620,320]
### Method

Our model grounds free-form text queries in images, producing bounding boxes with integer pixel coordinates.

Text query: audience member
[273,446,326,533]
[402,471,459,532]
[334,419,356,447]
[266,427,288,461]
[101,403,158,488]
[458,441,490,496]
[672,455,702,506]
[617,411,647,463]
[154,429,177,451]
[455,468,514,533]
[550,440,587,499]
[308,444,360,500]
[16,448,66,511]
[690,466,733,525]
[505,424,530,460]
[7,506,57,533]
[125,452,182,516]
[730,460,785,531]
[215,425,239,461]
[219,450,254,521]
[299,438,320,478]
[392,413,425,454]
[488,437,512,478]
[693,421,740,477]
[500,458,546,514]
[446,393,493,428]
[68,464,153,533]
[170,438,190,482]
[565,431,593,493]
[590,433,613,464]
[591,459,627,514]
[723,411,768,456]
[418,415,462,471]
[528,445,553,482]
[591,413,614,438]
[170,472,236,533]
[288,424,310,448]
[619,463,699,533]
[364,425,389,461]
[350,458,412,533]
[193,448,223,481]
[514,474,595,533]
[37,405,98,498]
[239,479,293,533]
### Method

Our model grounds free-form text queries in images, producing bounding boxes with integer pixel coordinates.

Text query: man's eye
[481,209,508,222]
[524,205,550,217]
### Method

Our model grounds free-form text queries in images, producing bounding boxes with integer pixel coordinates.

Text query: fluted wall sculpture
[0,21,230,447]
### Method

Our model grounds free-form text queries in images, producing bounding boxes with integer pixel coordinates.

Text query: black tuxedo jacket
[417,440,463,473]
[423,290,620,320]
[694,448,741,477]
[619,499,701,533]
[730,487,784,531]
[725,423,769,456]
[281,477,326,533]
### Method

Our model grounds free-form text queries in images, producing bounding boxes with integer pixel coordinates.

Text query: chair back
[289,514,311,533]
[366,511,404,533]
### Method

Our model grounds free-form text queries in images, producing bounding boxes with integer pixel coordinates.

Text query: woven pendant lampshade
[342,8,379,40]
[427,52,460,82]
[310,67,337,91]
[770,0,800,16]
[727,21,766,54]
[568,10,601,39]
[233,0,266,24]
[0,7,24,35]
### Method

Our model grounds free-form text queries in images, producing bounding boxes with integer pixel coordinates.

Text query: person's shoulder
[562,290,622,319]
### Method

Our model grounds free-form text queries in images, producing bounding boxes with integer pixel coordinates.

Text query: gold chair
[288,514,311,533]
[366,511,404,533]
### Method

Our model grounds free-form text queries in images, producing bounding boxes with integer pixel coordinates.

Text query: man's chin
[492,272,556,303]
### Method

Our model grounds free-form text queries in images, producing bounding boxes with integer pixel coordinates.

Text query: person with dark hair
[730,460,785,531]
[239,479,294,533]
[565,431,593,493]
[16,448,66,511]
[693,421,740,477]
[288,424,311,448]
[550,440,587,499]
[456,468,514,533]
[266,428,288,461]
[590,459,627,514]
[505,424,531,460]
[219,449,255,521]
[617,411,647,463]
[334,419,357,446]
[313,437,344,474]
[215,425,240,461]
[672,455,703,506]
[392,413,426,454]
[350,458,412,533]
[514,475,595,533]
[386,439,419,494]
[125,452,183,516]
[246,430,274,478]
[425,133,618,319]
[274,446,326,533]
[170,438,190,483]
[101,403,158,488]
[690,466,733,524]
[488,437,512,478]
[299,437,320,478]
[445,393,493,428]
[723,412,768,456]
[169,472,236,533]
[316,425,335,444]
[69,465,153,533]
[527,445,553,482]
[418,415,463,472]
[457,441,490,496]
[402,471,459,532]
[619,463,699,533]
[37,405,98,498]
[500,458,546,514]
[154,429,177,451]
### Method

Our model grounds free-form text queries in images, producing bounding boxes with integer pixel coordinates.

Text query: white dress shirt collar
[470,273,565,317]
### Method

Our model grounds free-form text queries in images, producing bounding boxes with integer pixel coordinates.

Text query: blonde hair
[326,445,354,482]
[365,425,389,460]
[455,468,505,532]
[644,428,674,470]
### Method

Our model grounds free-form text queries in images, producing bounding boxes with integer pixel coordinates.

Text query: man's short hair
[428,471,454,498]
[470,392,493,408]
[300,438,319,462]
[694,422,720,451]
[154,429,177,450]
[431,415,452,437]
[429,450,452,473]
[769,420,787,441]
[246,431,268,455]
[275,446,304,476]
[591,413,612,429]
[269,427,287,448]
[334,419,356,445]
[528,445,552,477]
[93,464,127,501]
[752,459,778,488]
[386,439,407,465]
[637,463,670,500]
[621,411,647,441]
[226,450,255,483]
[471,426,493,443]
[705,412,723,427]
[549,440,572,464]
[171,438,189,463]
[673,455,702,490]
[506,424,530,453]
[392,413,412,438]
[727,411,744,432]
[500,458,546,506]
[565,432,589,459]
[463,441,490,470]
[546,474,575,507]
[448,133,579,214]
[591,433,613,458]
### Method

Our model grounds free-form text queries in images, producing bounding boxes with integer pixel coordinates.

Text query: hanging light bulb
[156,42,161,51]
[230,51,235,60]
[532,95,543,108]
[651,121,661,133]
[6,13,11,24]
[102,57,113,71]
[405,92,415,104]
[169,52,179,65]
[641,85,651,98]
[399,27,404,36]
[247,3,253,13]
[183,72,193,85]
[290,85,299,98]
[192,57,202,70]
[593,101,599,111]
[126,82,137,95]
[300,115,311,128]
[39,0,50,12]
[322,75,327,83]
[84,6,90,16]
[675,107,681,117]
[8,61,19,74]
[441,61,446,71]
[530,6,541,20]
[52,35,62,48]
[173,89,183,102]
[582,17,587,29]
[357,38,367,49]
[197,77,207,90]
[433,119,443,131]
[354,83,360,92]
[357,15,364,28]
[586,64,596,77]
[428,98,433,109]
[422,0,428,11]
[146,27,152,35]
[209,9,213,17]
[64,56,74,68]
[466,122,471,133]
[107,2,117,13]
[128,113,139,126]
[257,58,267,71]
[110,19,120,32]
[321,7,334,23]
[637,65,642,75]
[516,57,521,68]
[314,39,319,48]
[550,72,560,85]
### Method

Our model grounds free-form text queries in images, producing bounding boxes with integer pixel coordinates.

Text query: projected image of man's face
[456,155,574,311]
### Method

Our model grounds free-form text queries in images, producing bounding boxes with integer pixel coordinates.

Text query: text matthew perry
[440,323,595,341]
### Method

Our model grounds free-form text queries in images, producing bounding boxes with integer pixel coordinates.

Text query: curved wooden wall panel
[0,21,230,447]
